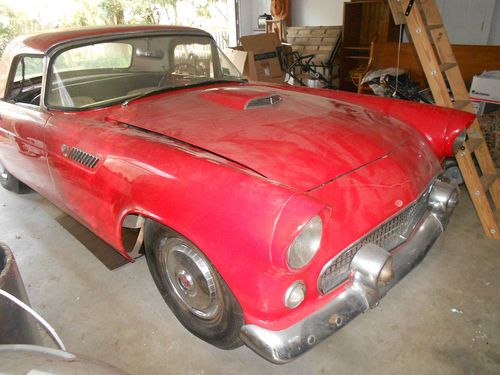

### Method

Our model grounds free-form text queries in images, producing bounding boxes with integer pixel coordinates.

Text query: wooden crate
[286,26,342,64]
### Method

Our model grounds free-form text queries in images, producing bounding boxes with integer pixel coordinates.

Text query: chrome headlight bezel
[452,128,467,155]
[286,215,323,270]
[284,280,306,309]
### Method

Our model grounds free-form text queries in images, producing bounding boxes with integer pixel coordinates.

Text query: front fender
[87,125,307,325]
[268,85,476,159]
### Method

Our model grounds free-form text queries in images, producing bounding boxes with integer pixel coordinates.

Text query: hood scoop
[245,94,282,109]
[201,87,283,110]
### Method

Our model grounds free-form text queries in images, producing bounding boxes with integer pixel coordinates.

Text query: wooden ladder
[388,0,500,239]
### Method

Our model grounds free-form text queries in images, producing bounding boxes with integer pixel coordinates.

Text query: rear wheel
[144,220,244,349]
[0,160,28,194]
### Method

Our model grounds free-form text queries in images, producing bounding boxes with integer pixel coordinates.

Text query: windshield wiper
[121,78,246,107]
[121,86,171,107]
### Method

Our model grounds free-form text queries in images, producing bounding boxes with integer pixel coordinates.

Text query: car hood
[108,84,418,191]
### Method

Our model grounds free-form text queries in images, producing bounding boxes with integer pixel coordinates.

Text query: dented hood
[108,85,419,191]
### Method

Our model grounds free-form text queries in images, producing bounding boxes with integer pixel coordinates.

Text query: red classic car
[0,25,474,363]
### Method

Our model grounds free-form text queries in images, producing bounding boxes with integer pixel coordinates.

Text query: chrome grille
[68,147,100,168]
[318,188,431,295]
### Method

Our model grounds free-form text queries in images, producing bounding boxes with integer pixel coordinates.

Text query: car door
[0,55,53,195]
[43,112,109,234]
[41,42,135,247]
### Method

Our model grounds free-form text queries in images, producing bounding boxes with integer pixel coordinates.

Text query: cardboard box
[470,71,500,103]
[224,46,255,81]
[223,47,247,76]
[470,71,500,115]
[238,34,285,84]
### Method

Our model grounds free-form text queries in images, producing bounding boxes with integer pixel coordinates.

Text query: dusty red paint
[17,25,205,54]
[0,28,475,331]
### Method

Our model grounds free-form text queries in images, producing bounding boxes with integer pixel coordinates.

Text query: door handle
[61,144,69,157]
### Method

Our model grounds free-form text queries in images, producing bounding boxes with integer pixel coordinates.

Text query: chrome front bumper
[240,180,457,364]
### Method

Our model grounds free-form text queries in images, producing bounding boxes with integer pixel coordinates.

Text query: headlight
[286,215,323,269]
[452,128,467,155]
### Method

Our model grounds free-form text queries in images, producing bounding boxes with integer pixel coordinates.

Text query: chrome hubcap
[158,237,219,319]
[177,270,194,292]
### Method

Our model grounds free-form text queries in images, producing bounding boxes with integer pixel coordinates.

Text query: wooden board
[370,42,500,87]
[387,0,406,25]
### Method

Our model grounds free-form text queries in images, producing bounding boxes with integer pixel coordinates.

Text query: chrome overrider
[239,178,459,364]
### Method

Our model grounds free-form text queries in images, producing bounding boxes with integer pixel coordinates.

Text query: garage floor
[1,186,499,375]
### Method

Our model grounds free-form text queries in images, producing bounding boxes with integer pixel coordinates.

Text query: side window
[14,56,44,82]
[7,55,44,106]
[52,43,132,72]
[47,42,133,108]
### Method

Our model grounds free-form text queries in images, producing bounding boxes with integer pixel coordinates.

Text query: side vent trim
[68,147,100,168]
[245,94,283,110]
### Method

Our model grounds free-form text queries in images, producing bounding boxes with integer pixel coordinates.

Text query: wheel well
[121,213,146,259]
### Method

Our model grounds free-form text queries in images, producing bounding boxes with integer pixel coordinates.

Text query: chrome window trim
[41,29,212,112]
[4,53,46,104]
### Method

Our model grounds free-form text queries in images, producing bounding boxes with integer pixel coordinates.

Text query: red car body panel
[0,27,476,333]
[284,86,476,159]
[108,85,424,191]
[13,25,200,54]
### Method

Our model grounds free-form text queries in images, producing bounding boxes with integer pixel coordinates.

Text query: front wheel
[144,220,244,349]
[0,160,28,194]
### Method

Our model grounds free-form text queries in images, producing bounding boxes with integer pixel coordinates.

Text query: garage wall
[238,0,345,37]
[487,0,500,45]
[238,0,271,37]
[435,0,496,45]
[291,0,344,26]
[238,0,499,45]
[289,0,500,44]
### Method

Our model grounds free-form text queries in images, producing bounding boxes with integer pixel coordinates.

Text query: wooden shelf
[340,0,400,92]
[343,46,372,50]
[344,55,371,59]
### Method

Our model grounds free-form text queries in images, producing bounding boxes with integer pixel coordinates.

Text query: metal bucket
[0,345,129,374]
[0,243,42,345]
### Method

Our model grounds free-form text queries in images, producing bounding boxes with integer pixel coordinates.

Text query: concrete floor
[1,186,499,375]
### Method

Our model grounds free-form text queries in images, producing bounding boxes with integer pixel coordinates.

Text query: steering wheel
[30,93,41,106]
[169,63,198,76]
[158,63,199,87]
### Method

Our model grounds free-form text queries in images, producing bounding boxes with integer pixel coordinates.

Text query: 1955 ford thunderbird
[0,25,474,363]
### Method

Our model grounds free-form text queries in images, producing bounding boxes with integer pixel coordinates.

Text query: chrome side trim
[239,181,457,364]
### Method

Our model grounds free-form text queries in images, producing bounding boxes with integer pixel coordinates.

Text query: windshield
[46,34,242,109]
